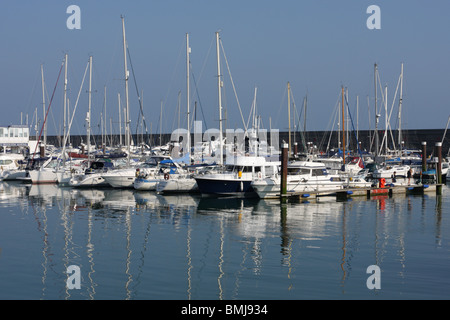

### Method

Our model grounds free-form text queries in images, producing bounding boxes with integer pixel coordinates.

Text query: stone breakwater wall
[43,129,449,156]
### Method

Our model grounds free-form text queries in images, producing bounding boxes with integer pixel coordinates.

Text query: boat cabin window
[264,165,277,176]
[242,166,253,173]
[0,159,13,165]
[287,168,310,175]
[312,168,327,176]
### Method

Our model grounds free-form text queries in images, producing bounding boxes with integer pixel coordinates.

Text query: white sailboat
[29,62,64,184]
[101,16,136,188]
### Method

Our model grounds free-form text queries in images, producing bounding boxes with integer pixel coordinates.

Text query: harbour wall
[42,128,449,156]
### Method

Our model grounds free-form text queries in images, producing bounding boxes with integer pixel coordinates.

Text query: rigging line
[126,45,149,137]
[25,65,41,118]
[32,60,65,159]
[190,70,208,130]
[325,95,340,153]
[274,85,287,130]
[195,35,215,89]
[344,90,365,168]
[219,39,246,132]
[63,61,90,154]
[245,86,255,131]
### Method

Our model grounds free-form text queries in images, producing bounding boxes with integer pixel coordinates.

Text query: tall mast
[63,53,68,150]
[304,93,307,146]
[384,84,388,156]
[122,16,130,165]
[374,63,379,157]
[397,63,404,150]
[41,64,46,148]
[356,95,359,142]
[118,93,122,146]
[103,86,107,150]
[341,86,346,165]
[87,55,92,165]
[287,81,291,157]
[186,33,191,158]
[216,31,223,166]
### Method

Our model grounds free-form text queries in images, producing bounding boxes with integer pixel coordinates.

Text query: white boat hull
[134,178,159,191]
[156,177,198,193]
[69,173,109,187]
[29,169,58,184]
[372,165,410,179]
[102,174,136,188]
[251,177,345,199]
[1,169,27,181]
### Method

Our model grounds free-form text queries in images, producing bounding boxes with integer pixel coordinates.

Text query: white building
[0,125,34,153]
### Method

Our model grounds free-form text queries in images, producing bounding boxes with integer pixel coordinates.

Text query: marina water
[0,181,449,300]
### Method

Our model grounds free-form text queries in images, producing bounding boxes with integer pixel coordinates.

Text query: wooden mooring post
[435,142,443,195]
[280,143,288,203]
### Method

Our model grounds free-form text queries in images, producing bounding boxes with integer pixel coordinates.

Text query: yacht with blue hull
[194,156,280,198]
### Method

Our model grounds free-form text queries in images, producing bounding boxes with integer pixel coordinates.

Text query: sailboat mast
[63,53,68,150]
[356,95,359,142]
[374,63,379,157]
[216,31,223,166]
[122,16,130,164]
[118,93,122,146]
[342,86,346,165]
[87,55,92,164]
[287,81,291,157]
[186,33,191,158]
[397,63,404,150]
[384,84,388,155]
[103,86,107,150]
[41,64,46,148]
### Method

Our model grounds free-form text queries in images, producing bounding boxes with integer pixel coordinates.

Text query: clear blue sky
[1,1,449,137]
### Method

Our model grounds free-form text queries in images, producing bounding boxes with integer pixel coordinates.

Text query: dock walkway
[282,183,443,202]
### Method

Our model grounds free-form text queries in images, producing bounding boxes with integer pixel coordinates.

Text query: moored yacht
[251,160,345,199]
[69,159,114,187]
[194,156,280,198]
[0,153,26,181]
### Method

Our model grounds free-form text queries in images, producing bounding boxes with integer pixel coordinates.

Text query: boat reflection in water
[0,181,448,300]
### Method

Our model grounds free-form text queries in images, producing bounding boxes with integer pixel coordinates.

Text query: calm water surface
[0,181,449,300]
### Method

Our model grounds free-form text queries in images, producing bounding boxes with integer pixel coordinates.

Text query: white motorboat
[156,175,198,194]
[102,167,139,188]
[155,163,217,194]
[69,160,114,188]
[28,157,60,184]
[133,158,178,191]
[372,164,411,179]
[251,160,346,199]
[0,153,26,181]
[194,156,280,198]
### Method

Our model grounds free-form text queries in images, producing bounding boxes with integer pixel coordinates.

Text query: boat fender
[164,173,170,180]
[347,190,353,195]
[302,194,310,198]
[423,184,429,188]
